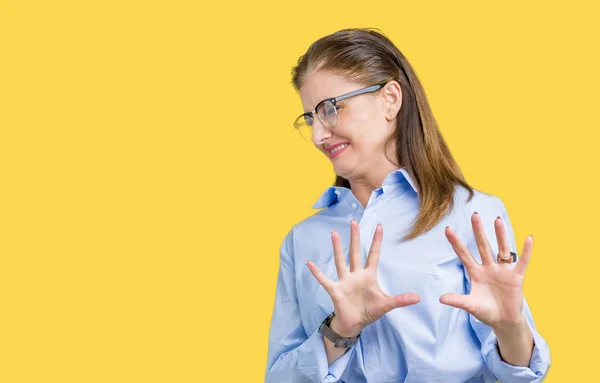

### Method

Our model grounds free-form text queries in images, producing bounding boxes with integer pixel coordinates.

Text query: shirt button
[334,190,341,195]
[351,203,358,209]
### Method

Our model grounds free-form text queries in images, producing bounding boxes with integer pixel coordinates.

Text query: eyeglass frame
[293,82,388,136]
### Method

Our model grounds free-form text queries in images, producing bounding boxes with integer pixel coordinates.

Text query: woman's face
[298,70,400,182]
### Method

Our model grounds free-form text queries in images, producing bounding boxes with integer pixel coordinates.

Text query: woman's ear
[382,81,402,121]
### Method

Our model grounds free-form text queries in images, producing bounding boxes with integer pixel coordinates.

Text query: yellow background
[1,0,597,381]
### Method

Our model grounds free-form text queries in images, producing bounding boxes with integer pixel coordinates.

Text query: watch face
[324,311,336,325]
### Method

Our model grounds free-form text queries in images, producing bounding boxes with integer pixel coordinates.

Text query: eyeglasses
[293,82,387,141]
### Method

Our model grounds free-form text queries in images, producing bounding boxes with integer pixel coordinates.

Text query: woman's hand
[306,219,421,337]
[441,212,534,331]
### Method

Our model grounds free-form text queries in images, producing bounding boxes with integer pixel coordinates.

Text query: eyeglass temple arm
[335,84,385,102]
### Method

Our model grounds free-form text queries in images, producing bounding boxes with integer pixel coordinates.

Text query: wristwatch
[318,311,361,348]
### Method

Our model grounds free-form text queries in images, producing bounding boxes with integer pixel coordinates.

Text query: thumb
[381,292,421,314]
[439,293,477,315]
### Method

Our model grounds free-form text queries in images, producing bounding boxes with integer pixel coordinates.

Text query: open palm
[307,220,420,336]
[441,213,534,329]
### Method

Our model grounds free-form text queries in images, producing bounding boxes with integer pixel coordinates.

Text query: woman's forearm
[494,316,534,367]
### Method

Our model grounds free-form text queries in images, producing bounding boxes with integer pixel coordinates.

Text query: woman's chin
[332,162,354,179]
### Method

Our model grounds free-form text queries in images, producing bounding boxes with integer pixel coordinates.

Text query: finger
[381,292,421,314]
[471,212,494,265]
[445,226,478,270]
[494,216,512,266]
[349,219,363,272]
[331,230,349,279]
[515,235,534,276]
[306,261,336,294]
[365,224,383,270]
[439,293,478,316]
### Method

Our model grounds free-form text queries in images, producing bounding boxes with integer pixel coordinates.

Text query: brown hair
[291,28,474,241]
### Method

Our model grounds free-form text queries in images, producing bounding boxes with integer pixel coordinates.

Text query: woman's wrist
[492,313,529,338]
[492,314,534,366]
[329,315,363,338]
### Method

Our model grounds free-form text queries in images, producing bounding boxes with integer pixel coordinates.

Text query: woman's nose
[311,117,332,145]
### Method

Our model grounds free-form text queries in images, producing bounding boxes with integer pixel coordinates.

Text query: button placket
[357,200,379,266]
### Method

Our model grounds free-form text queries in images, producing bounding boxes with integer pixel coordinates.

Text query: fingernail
[496,216,501,221]
[473,211,478,216]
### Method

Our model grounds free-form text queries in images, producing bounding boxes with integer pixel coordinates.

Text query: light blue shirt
[265,168,551,383]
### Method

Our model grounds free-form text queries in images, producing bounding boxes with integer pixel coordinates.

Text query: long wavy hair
[291,28,474,241]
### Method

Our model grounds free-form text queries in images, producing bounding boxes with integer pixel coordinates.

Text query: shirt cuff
[297,331,355,382]
[482,320,551,383]
[328,344,355,380]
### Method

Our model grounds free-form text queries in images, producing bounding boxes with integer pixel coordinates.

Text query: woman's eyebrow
[302,103,315,114]
[304,96,331,113]
[304,99,321,114]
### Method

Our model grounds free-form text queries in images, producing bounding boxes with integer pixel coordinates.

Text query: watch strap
[318,312,361,348]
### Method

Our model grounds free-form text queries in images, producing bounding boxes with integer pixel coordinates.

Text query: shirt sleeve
[265,228,355,383]
[464,194,552,382]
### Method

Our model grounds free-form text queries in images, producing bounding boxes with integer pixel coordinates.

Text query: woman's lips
[329,144,349,158]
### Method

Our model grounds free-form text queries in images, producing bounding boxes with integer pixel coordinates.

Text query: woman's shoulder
[277,208,332,258]
[279,185,511,256]
[452,184,509,219]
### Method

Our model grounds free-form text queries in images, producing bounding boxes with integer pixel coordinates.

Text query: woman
[265,28,550,383]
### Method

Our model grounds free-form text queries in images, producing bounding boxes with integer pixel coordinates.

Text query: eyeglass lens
[295,101,338,140]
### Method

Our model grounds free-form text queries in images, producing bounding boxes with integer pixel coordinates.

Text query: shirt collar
[312,168,418,209]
